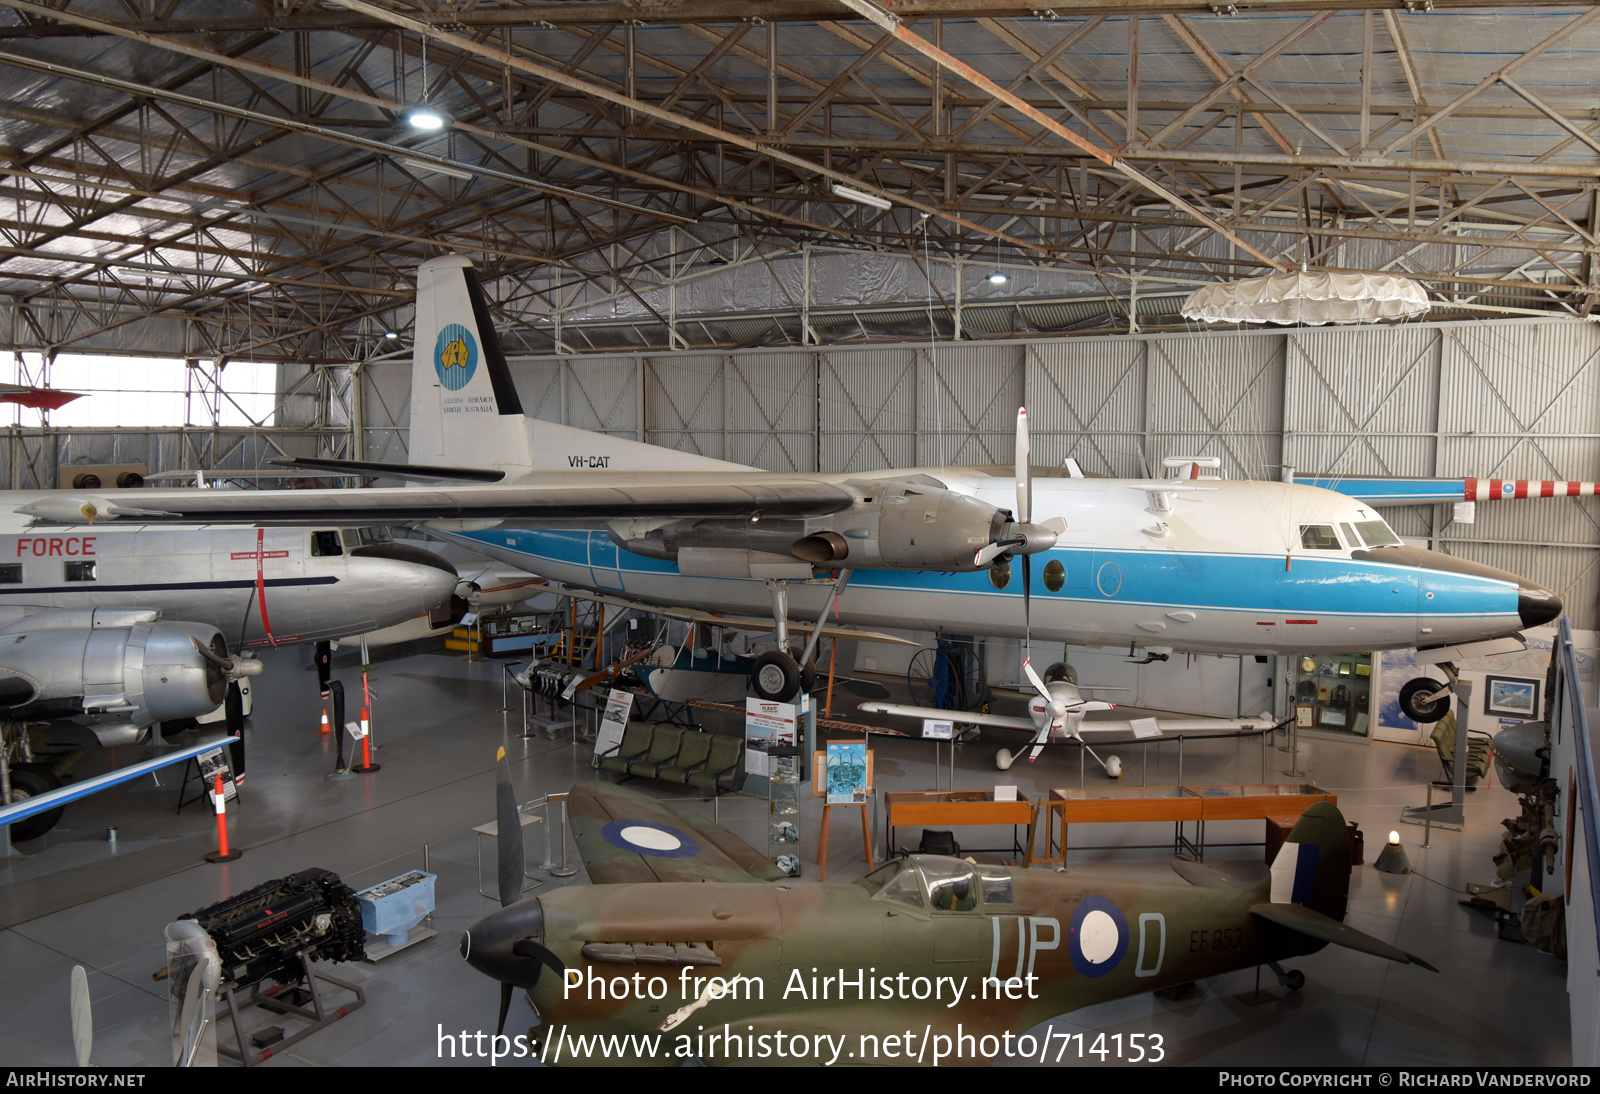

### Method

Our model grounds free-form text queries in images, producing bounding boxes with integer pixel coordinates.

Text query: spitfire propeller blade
[495,747,523,909]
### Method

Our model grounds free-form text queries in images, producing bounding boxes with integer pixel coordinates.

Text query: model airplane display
[13,256,1561,717]
[458,776,1434,1065]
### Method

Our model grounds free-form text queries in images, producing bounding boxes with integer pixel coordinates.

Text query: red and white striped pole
[352,705,381,774]
[1467,478,1600,501]
[205,771,242,862]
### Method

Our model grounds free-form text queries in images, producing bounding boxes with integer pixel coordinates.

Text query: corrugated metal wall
[365,315,1600,627]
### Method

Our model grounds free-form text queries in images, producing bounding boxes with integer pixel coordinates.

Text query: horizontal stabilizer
[269,456,506,483]
[1250,901,1438,972]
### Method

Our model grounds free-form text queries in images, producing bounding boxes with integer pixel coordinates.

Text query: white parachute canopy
[1181,271,1430,326]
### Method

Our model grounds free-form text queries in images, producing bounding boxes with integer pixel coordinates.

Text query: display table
[1036,783,1336,864]
[883,790,1036,864]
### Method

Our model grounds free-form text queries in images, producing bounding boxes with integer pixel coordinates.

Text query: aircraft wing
[567,780,785,885]
[550,585,923,648]
[854,701,1035,731]
[1294,475,1600,505]
[1076,714,1281,736]
[13,476,857,526]
[0,736,237,828]
[1250,901,1438,971]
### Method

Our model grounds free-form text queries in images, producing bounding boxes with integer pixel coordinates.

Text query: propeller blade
[973,541,1009,567]
[496,982,515,1037]
[1039,516,1067,537]
[1016,407,1032,526]
[495,748,524,908]
[1022,658,1050,701]
[513,937,567,981]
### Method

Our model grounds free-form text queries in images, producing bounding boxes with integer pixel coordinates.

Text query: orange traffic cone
[318,707,331,734]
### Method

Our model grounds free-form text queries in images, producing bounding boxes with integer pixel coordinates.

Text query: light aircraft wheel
[995,748,1015,771]
[1104,754,1123,779]
[751,651,801,702]
[1399,677,1450,723]
[1043,662,1077,686]
[1283,969,1305,992]
[6,764,64,841]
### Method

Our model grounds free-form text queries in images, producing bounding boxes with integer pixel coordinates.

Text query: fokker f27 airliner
[17,256,1561,714]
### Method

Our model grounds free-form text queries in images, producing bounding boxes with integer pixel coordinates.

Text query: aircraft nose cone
[1519,583,1562,628]
[460,930,471,961]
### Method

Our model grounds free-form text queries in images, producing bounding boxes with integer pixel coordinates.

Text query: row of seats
[596,722,743,793]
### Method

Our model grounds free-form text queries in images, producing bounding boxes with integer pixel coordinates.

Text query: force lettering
[15,536,95,557]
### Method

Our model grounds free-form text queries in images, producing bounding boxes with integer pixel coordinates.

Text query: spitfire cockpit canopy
[857,858,1015,913]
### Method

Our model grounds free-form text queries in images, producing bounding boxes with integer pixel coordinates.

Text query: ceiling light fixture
[830,184,893,211]
[988,271,1009,285]
[399,156,471,180]
[405,106,448,131]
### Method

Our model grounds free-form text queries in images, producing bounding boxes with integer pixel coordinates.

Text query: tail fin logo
[435,323,478,391]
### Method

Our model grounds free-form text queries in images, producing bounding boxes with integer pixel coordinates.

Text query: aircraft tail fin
[1267,800,1350,922]
[409,255,532,474]
[407,256,750,477]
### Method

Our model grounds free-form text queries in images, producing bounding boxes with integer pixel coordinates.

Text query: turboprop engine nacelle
[0,610,244,731]
[610,479,1007,575]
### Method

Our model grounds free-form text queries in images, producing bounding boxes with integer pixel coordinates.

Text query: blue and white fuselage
[438,469,1550,657]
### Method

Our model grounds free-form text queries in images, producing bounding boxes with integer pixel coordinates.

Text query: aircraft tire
[1399,677,1450,723]
[995,749,1015,771]
[751,651,801,702]
[1284,969,1305,992]
[6,764,65,841]
[792,650,817,694]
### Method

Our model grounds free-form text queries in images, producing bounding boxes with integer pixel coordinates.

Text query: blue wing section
[1293,476,1468,504]
[0,735,238,828]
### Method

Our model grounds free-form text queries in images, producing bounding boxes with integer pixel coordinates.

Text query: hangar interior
[0,0,1596,1069]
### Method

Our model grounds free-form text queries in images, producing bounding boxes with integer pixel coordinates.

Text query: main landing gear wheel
[6,764,64,841]
[1399,677,1450,723]
[752,651,802,702]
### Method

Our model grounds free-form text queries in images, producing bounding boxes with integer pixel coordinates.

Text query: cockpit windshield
[1353,520,1401,548]
[864,858,990,913]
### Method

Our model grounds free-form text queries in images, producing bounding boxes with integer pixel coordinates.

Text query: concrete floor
[0,644,1572,1067]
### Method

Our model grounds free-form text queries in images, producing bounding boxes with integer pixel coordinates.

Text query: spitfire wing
[854,701,1035,731]
[568,780,783,885]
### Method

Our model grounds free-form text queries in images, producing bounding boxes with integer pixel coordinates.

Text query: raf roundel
[600,819,702,859]
[1068,895,1129,977]
[434,322,478,390]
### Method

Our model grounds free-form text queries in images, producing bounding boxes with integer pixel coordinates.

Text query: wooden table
[883,790,1036,864]
[1036,783,1336,864]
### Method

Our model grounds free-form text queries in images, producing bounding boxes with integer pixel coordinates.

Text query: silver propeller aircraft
[13,256,1561,716]
[0,515,459,839]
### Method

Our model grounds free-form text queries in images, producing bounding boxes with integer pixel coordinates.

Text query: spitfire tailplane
[411,256,749,478]
[1258,801,1436,971]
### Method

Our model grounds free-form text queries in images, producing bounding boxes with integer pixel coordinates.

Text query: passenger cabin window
[1355,521,1402,548]
[310,530,343,557]
[0,564,20,584]
[1299,524,1341,551]
[64,560,95,581]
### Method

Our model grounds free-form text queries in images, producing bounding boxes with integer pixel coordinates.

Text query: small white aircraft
[18,256,1560,719]
[861,658,1279,775]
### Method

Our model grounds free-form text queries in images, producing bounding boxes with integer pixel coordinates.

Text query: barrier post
[205,771,242,862]
[326,680,354,781]
[351,704,381,774]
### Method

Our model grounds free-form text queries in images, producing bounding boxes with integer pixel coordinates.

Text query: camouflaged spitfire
[460,777,1434,1066]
